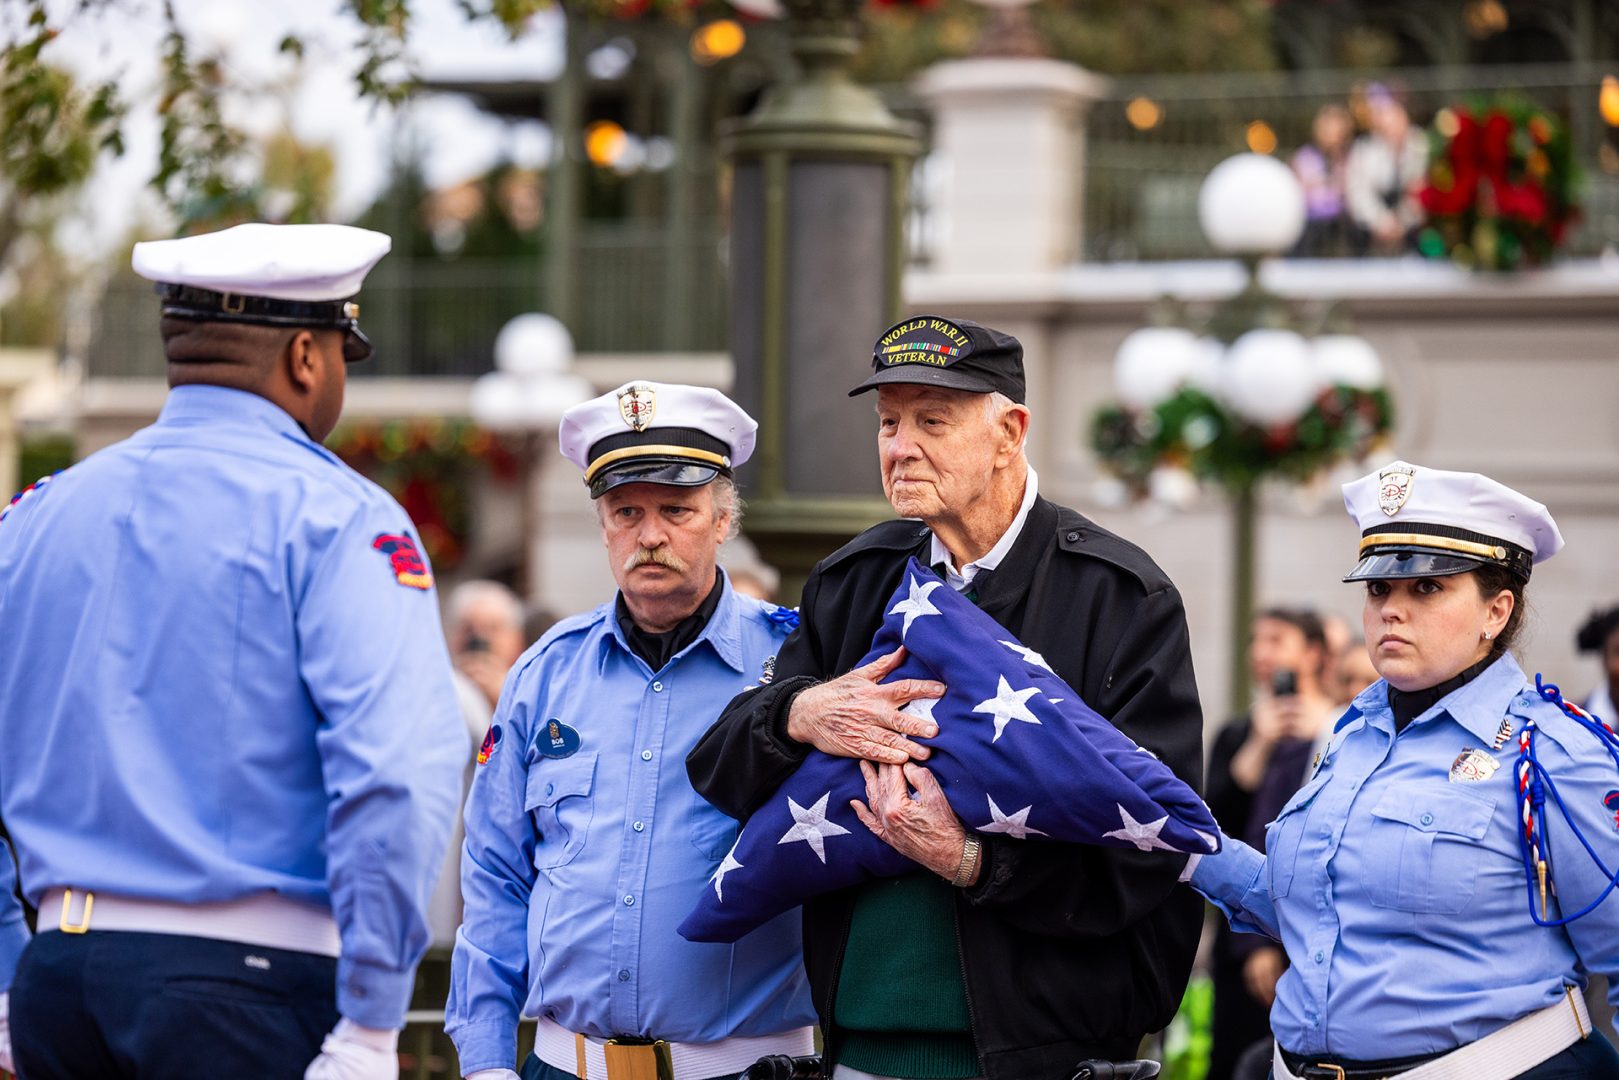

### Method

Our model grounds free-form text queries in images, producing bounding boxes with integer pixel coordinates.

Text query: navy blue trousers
[9,929,339,1079]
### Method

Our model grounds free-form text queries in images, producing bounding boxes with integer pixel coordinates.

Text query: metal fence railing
[1082,62,1619,262]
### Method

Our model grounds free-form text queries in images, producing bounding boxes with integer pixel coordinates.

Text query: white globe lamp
[1113,325,1201,410]
[1312,333,1384,391]
[1221,328,1318,426]
[1198,153,1307,256]
[494,313,576,377]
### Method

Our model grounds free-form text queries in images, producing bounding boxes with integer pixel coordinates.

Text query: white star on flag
[901,697,938,724]
[1102,804,1180,852]
[978,794,1048,840]
[998,640,1054,672]
[710,843,743,902]
[777,792,851,863]
[888,575,943,639]
[972,675,1043,742]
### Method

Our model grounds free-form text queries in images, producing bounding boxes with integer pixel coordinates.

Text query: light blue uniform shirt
[447,578,815,1075]
[1193,653,1619,1059]
[0,385,467,1028]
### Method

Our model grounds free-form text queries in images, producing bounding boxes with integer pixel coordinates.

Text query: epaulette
[1052,507,1176,594]
[818,518,930,571]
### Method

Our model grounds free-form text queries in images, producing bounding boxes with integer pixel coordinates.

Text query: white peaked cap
[132,223,391,302]
[559,380,758,498]
[1340,460,1563,582]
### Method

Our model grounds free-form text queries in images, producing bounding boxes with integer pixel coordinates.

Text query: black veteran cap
[849,315,1025,402]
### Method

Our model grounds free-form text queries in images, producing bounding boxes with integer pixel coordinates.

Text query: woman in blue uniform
[1186,461,1619,1079]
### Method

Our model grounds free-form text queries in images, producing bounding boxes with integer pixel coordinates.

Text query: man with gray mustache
[446,381,815,1080]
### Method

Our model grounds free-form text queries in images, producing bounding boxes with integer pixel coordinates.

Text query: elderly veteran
[0,223,468,1079]
[447,382,815,1080]
[1184,462,1619,1080]
[687,317,1206,1080]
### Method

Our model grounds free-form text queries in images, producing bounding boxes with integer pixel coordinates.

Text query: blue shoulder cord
[1516,675,1619,926]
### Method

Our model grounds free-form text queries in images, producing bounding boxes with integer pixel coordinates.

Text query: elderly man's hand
[786,647,943,765]
[851,760,976,883]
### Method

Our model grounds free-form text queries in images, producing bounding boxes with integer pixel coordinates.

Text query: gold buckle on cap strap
[583,444,730,484]
[1358,532,1508,561]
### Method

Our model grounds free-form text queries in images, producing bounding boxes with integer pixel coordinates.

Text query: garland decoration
[1417,95,1580,272]
[327,419,521,571]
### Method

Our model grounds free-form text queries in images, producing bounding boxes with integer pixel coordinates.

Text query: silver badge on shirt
[1450,747,1500,783]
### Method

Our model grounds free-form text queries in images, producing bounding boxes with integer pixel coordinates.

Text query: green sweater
[832,872,979,1079]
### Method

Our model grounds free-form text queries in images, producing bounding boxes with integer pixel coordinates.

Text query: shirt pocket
[1366,784,1497,914]
[1266,771,1332,900]
[525,751,599,870]
[689,799,741,862]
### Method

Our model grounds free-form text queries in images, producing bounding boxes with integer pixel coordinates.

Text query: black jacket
[687,497,1206,1080]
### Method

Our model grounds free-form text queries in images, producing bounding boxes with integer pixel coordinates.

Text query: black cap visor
[342,325,375,364]
[1342,550,1489,583]
[849,364,999,397]
[589,459,723,499]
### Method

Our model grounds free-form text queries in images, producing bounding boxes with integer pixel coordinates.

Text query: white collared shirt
[928,466,1038,592]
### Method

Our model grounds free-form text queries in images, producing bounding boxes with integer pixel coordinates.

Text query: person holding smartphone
[1205,611,1339,1079]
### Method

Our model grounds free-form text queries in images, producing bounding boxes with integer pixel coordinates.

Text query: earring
[1483,630,1494,640]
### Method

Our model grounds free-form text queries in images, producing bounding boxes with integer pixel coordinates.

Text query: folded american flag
[678,556,1217,943]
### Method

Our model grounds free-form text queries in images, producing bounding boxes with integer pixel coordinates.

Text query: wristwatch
[950,834,983,887]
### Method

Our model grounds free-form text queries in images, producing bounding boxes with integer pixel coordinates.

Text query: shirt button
[1314,951,1325,964]
[1420,812,1434,826]
[623,894,635,906]
[641,749,653,761]
[652,681,664,692]
[633,821,645,832]
[1066,531,1081,542]
[618,969,630,982]
[545,783,554,796]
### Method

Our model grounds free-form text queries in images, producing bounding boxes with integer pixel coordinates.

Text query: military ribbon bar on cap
[877,317,974,368]
[677,556,1218,944]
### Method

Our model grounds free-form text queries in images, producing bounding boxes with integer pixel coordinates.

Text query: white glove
[0,991,13,1074]
[303,1017,399,1080]
[464,1071,521,1080]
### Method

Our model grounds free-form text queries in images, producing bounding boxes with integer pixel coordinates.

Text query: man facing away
[0,223,467,1079]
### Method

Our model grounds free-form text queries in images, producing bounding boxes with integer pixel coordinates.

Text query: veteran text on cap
[849,315,1026,402]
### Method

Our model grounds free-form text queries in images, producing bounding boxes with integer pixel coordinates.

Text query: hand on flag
[851,760,974,882]
[786,646,944,764]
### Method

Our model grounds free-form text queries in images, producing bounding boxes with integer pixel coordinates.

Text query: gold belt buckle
[1310,1066,1346,1080]
[602,1038,673,1080]
[58,888,94,934]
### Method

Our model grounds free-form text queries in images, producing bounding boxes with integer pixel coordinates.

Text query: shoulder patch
[1,472,61,526]
[371,532,434,590]
[477,724,502,765]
